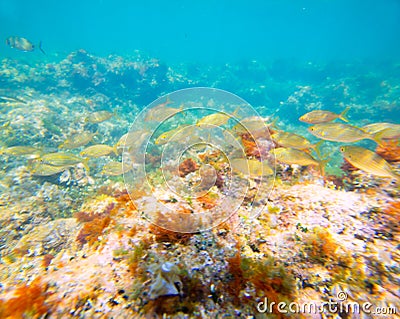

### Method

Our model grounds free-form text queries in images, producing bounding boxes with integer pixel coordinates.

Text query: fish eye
[340,147,344,152]
[310,127,314,131]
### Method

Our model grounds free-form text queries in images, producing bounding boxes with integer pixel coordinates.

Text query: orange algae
[148,224,193,244]
[245,258,294,318]
[383,201,400,234]
[226,250,246,305]
[113,190,138,209]
[74,202,115,222]
[0,278,51,319]
[110,193,137,219]
[226,245,294,317]
[198,150,222,164]
[376,141,400,162]
[196,192,218,209]
[74,210,98,222]
[307,228,339,264]
[76,216,111,246]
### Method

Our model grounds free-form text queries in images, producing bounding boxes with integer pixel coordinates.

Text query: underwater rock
[12,218,78,257]
[148,262,182,300]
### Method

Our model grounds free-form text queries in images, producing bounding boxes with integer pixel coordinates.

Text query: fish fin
[338,106,351,122]
[38,41,46,55]
[58,143,64,149]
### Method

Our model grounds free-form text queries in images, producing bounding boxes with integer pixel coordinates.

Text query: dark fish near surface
[5,36,46,54]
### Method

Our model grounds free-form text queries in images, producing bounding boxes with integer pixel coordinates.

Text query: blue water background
[1,0,400,64]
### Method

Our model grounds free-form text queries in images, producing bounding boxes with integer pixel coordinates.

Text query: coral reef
[0,51,399,318]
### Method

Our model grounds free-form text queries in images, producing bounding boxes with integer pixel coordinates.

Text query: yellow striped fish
[308,123,378,144]
[339,145,400,181]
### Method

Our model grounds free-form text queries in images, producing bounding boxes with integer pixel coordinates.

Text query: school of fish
[1,95,399,184]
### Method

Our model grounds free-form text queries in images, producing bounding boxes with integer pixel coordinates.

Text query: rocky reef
[0,51,399,318]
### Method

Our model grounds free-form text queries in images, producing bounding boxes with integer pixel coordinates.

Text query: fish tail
[112,144,119,156]
[82,158,90,173]
[165,95,172,106]
[1,121,10,129]
[339,106,351,122]
[371,131,385,146]
[311,140,324,157]
[178,103,186,116]
[269,117,280,130]
[318,158,330,176]
[38,41,46,55]
[114,143,122,155]
[26,158,36,171]
[232,106,241,118]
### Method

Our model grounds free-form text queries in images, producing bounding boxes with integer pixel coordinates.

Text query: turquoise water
[2,0,400,64]
[1,2,400,318]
